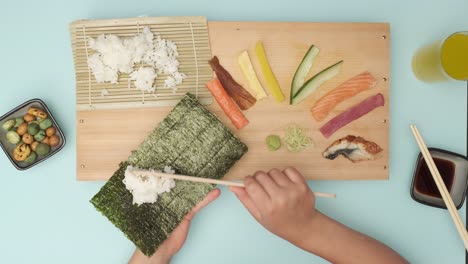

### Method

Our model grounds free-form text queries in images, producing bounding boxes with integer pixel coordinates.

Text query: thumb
[185,188,221,221]
[229,186,261,220]
[128,249,150,264]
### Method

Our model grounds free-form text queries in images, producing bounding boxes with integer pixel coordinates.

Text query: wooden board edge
[207,20,391,28]
[75,168,391,181]
[76,117,80,181]
[75,20,392,182]
[69,16,208,28]
[384,23,391,180]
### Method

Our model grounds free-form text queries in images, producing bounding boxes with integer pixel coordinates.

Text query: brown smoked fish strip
[209,56,256,110]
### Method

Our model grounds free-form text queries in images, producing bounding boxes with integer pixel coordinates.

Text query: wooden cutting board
[76,21,390,181]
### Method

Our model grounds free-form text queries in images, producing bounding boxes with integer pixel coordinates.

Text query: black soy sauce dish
[0,99,66,170]
[411,148,468,209]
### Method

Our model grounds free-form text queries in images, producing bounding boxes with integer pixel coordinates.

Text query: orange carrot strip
[206,79,249,129]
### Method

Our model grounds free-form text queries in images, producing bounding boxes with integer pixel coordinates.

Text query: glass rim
[440,31,468,81]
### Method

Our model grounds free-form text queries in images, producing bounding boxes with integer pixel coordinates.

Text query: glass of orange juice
[412,31,468,82]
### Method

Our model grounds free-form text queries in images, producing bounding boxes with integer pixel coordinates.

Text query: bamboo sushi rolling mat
[70,16,213,110]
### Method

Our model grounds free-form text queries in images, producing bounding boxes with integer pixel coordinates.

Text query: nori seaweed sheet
[90,93,248,256]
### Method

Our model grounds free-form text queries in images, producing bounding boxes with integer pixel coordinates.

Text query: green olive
[35,143,50,156]
[39,118,53,130]
[34,130,46,142]
[24,152,37,163]
[14,118,24,128]
[6,131,21,144]
[266,135,282,151]
[2,119,15,131]
[28,123,40,135]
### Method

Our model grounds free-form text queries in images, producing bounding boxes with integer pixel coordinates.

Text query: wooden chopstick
[410,124,468,251]
[131,169,336,199]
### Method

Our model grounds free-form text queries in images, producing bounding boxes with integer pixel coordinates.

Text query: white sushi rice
[130,67,157,92]
[100,88,109,97]
[165,71,187,92]
[123,165,176,206]
[87,27,185,93]
[87,53,119,84]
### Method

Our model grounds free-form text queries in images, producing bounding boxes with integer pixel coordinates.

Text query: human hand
[229,168,317,246]
[231,168,408,264]
[128,188,221,264]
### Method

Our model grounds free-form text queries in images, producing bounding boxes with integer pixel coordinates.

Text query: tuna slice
[320,93,385,138]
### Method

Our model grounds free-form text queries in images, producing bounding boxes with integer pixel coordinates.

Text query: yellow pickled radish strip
[238,50,267,100]
[255,41,285,102]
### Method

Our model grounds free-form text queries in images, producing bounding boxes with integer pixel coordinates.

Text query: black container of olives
[0,99,66,170]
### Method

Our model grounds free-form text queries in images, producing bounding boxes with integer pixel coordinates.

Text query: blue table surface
[1,0,467,263]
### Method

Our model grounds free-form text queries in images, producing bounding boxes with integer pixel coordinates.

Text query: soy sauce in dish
[415,157,455,198]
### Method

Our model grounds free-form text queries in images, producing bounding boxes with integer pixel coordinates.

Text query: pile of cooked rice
[87,27,186,93]
[123,165,176,206]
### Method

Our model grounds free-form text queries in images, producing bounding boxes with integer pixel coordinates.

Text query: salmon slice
[311,71,376,121]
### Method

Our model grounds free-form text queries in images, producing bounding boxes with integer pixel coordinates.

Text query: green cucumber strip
[290,45,320,104]
[291,60,343,105]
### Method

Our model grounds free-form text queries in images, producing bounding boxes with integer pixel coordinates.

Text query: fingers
[194,188,221,212]
[231,168,308,222]
[185,188,221,221]
[229,186,261,220]
[268,168,292,187]
[283,167,313,200]
[253,171,279,196]
[283,167,306,184]
[174,217,191,238]
[244,175,271,204]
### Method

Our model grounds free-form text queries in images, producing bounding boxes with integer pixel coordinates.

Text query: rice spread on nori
[90,93,248,256]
